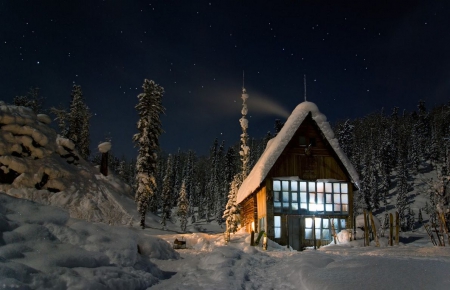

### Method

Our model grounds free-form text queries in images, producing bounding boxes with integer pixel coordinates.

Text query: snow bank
[0,193,176,288]
[237,101,359,203]
[0,103,135,225]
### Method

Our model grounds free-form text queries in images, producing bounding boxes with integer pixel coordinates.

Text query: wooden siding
[257,187,266,219]
[241,194,257,233]
[266,113,350,182]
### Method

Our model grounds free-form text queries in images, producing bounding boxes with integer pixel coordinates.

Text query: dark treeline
[335,101,450,230]
[99,134,273,226]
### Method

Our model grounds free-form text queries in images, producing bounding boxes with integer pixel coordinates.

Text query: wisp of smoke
[247,93,290,119]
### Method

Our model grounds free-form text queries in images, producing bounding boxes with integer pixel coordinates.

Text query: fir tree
[50,105,69,137]
[223,174,241,238]
[133,79,165,229]
[161,155,174,228]
[177,180,189,232]
[13,87,44,114]
[337,119,354,159]
[66,85,91,159]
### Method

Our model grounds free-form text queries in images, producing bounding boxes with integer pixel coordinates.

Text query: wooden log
[364,210,369,246]
[370,212,379,247]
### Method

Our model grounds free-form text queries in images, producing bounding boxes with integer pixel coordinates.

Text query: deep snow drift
[0,193,177,289]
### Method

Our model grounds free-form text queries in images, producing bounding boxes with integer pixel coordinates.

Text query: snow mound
[98,141,112,153]
[237,101,359,203]
[0,193,176,288]
[0,103,135,225]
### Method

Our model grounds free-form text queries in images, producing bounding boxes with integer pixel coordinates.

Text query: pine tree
[223,174,241,238]
[396,150,410,230]
[161,155,174,228]
[133,79,165,229]
[337,119,354,159]
[50,105,69,137]
[418,208,423,224]
[177,180,189,232]
[13,87,44,114]
[79,103,91,159]
[66,85,91,159]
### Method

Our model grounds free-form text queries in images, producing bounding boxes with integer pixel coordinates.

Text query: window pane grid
[273,180,349,214]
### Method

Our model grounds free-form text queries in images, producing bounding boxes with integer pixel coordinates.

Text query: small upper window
[299,136,307,146]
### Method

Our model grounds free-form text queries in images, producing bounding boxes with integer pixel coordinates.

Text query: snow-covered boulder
[0,103,133,225]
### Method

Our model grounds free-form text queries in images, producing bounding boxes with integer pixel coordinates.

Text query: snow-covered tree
[79,103,91,159]
[50,105,69,137]
[13,87,44,114]
[161,155,174,228]
[133,79,165,229]
[396,149,410,230]
[223,174,241,238]
[337,119,354,159]
[66,85,91,159]
[177,180,189,232]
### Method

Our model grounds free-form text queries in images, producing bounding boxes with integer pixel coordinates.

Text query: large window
[304,217,347,240]
[273,179,349,215]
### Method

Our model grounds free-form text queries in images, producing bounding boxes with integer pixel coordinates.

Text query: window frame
[273,179,349,215]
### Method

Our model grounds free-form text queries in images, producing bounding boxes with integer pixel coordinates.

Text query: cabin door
[288,216,302,251]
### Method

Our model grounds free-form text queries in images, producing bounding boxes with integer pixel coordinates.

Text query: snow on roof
[236,101,359,204]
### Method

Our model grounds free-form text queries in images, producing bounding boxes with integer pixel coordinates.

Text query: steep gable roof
[236,101,359,204]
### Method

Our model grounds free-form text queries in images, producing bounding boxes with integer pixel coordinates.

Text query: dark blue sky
[1,1,449,158]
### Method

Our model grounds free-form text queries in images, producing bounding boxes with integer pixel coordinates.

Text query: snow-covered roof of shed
[236,101,360,204]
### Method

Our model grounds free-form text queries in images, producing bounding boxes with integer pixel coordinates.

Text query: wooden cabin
[236,101,359,250]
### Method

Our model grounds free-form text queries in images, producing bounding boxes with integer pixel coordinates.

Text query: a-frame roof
[236,101,359,204]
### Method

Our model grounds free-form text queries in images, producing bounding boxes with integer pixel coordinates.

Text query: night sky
[1,1,449,158]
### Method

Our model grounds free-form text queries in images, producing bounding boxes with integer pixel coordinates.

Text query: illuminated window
[273,180,349,214]
[274,216,281,238]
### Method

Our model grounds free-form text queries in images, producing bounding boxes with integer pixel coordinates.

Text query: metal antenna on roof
[304,74,307,102]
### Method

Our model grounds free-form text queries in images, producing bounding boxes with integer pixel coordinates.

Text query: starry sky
[1,1,449,158]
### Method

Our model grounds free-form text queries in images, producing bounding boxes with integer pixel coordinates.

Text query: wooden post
[434,223,443,246]
[370,212,380,247]
[389,213,393,246]
[439,213,449,246]
[100,152,108,176]
[250,231,255,246]
[364,210,370,246]
[395,211,400,245]
[330,218,338,244]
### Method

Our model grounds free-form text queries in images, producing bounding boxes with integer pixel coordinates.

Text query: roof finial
[304,74,307,102]
[242,70,246,93]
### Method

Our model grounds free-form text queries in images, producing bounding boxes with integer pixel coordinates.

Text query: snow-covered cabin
[237,101,359,250]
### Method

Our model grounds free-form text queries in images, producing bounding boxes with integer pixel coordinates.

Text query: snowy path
[150,232,450,290]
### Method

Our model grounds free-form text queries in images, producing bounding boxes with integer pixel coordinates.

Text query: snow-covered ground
[1,192,449,289]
